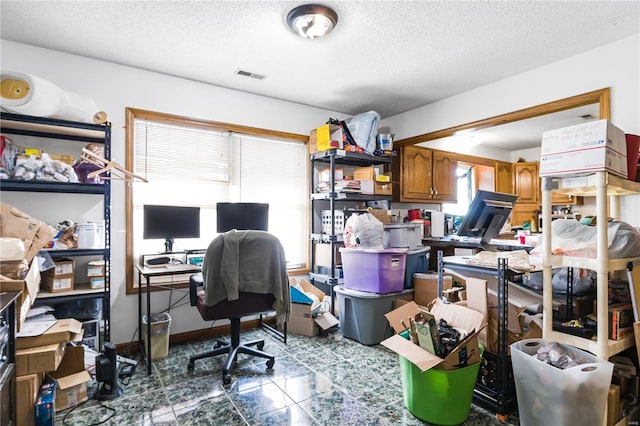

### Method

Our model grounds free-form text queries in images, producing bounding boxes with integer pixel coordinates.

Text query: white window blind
[131,118,306,268]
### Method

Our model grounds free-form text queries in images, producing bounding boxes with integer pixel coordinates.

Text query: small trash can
[143,312,172,360]
[398,331,483,425]
[511,338,613,426]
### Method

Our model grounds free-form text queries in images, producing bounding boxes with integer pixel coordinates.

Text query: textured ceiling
[1,1,638,121]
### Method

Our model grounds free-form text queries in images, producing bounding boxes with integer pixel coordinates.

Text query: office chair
[187,230,290,384]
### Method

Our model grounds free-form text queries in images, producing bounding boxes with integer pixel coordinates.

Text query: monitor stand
[164,238,174,253]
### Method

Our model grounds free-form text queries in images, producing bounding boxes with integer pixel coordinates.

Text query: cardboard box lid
[382,300,486,372]
[16,318,84,350]
[290,278,325,309]
[52,370,92,391]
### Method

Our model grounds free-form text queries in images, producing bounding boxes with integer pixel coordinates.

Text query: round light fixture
[287,4,338,40]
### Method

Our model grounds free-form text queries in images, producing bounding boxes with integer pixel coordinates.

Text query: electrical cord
[62,391,116,425]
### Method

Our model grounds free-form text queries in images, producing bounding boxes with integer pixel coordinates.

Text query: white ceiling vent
[234,69,266,80]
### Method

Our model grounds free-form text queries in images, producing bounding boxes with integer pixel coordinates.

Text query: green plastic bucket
[399,331,483,425]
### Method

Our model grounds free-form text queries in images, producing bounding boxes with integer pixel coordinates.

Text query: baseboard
[116,317,276,354]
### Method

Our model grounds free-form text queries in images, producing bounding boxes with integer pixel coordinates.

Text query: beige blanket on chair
[202,230,291,322]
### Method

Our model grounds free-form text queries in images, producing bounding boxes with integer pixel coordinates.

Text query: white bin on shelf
[511,338,613,426]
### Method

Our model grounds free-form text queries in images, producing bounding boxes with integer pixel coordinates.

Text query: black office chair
[187,230,290,384]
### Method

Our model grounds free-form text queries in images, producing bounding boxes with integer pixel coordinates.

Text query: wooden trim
[124,107,309,295]
[115,318,270,354]
[395,88,611,148]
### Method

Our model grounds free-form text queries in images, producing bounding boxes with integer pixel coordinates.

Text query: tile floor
[56,328,520,425]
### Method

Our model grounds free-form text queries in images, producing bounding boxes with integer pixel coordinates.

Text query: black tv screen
[456,190,518,245]
[217,202,269,233]
[143,205,201,252]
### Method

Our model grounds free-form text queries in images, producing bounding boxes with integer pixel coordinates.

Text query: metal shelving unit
[0,112,112,342]
[309,149,392,313]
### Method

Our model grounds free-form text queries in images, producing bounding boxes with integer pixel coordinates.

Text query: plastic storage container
[399,331,483,425]
[143,312,172,361]
[340,248,406,294]
[335,286,412,345]
[383,223,422,249]
[404,247,430,289]
[511,338,613,426]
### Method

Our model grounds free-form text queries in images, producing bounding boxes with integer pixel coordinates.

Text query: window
[125,108,308,293]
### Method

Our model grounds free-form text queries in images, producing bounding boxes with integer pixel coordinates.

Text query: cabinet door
[495,161,513,194]
[551,192,580,205]
[513,162,539,204]
[401,146,433,201]
[431,151,457,202]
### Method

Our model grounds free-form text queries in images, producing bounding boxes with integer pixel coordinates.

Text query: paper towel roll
[0,70,105,123]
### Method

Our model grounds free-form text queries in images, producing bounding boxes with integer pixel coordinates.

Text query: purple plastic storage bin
[340,248,407,294]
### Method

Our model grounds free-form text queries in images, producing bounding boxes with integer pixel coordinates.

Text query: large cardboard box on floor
[16,342,65,376]
[0,258,40,332]
[46,345,92,412]
[17,318,84,350]
[382,300,486,371]
[288,278,338,337]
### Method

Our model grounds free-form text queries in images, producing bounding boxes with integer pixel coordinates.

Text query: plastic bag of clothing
[522,268,595,295]
[345,111,380,155]
[530,219,640,259]
[343,212,384,249]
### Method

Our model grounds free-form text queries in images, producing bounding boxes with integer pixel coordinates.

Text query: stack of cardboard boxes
[41,258,75,293]
[16,318,92,425]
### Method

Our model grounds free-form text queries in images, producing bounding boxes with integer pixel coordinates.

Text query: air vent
[234,69,266,80]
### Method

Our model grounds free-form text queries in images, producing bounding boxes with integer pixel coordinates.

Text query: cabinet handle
[433,187,438,196]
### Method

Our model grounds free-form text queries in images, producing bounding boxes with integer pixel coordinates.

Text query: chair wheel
[257,342,265,350]
[223,374,231,385]
[266,359,274,369]
[187,361,194,371]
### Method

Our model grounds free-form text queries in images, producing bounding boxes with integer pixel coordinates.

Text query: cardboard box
[374,176,393,195]
[382,300,486,371]
[16,318,84,350]
[46,345,91,411]
[52,258,75,276]
[40,273,74,293]
[89,275,106,289]
[540,119,628,178]
[608,384,621,426]
[360,179,375,195]
[16,372,44,426]
[0,258,40,332]
[87,260,105,277]
[16,343,65,376]
[34,382,55,426]
[354,166,375,180]
[318,167,344,182]
[288,278,338,336]
[413,273,453,306]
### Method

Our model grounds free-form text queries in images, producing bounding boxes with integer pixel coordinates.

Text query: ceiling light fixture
[287,4,338,40]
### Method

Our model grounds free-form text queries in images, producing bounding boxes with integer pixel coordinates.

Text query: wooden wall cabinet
[495,161,512,194]
[395,146,457,203]
[512,161,540,227]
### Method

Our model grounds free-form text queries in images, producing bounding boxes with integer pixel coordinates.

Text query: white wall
[1,40,344,344]
[382,34,640,225]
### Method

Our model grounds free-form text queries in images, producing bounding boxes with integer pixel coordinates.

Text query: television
[143,204,201,252]
[456,190,518,245]
[216,202,269,233]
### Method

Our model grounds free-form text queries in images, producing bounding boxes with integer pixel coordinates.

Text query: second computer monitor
[216,202,269,233]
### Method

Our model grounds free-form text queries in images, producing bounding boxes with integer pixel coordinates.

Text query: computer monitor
[143,204,201,252]
[216,202,269,233]
[456,190,518,245]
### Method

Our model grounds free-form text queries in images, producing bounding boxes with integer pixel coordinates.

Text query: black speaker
[95,342,123,401]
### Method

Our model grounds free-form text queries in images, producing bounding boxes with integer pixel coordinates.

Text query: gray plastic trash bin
[143,312,172,360]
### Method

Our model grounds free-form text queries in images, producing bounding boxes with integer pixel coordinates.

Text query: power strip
[116,354,137,366]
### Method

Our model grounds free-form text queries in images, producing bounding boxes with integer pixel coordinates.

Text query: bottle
[530,216,538,233]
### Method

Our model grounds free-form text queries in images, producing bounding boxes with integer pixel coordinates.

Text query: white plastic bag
[343,212,384,249]
[530,219,640,258]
